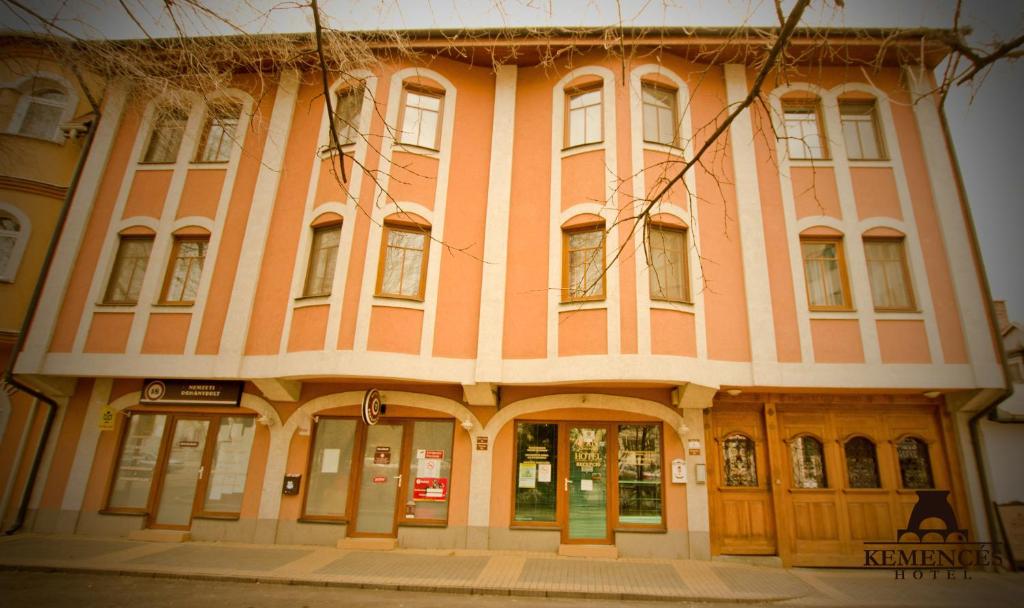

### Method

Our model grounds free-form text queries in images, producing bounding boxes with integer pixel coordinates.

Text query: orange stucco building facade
[2,29,1008,567]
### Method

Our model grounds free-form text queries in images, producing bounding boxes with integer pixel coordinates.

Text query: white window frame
[5,72,78,143]
[0,204,30,283]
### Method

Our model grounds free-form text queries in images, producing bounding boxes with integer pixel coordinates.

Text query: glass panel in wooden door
[566,426,609,542]
[353,424,404,535]
[153,418,210,528]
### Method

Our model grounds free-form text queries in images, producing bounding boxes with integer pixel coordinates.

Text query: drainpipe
[934,97,1014,550]
[2,113,98,535]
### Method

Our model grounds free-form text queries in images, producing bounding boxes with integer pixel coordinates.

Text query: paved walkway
[0,533,1021,605]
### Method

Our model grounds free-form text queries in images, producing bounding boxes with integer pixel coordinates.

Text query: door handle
[564,478,570,491]
[394,474,402,485]
[198,465,204,480]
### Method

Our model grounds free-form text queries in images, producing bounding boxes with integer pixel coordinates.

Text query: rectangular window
[303,223,342,297]
[303,418,358,519]
[398,87,442,150]
[563,226,605,302]
[160,236,208,304]
[648,225,688,302]
[800,238,851,310]
[403,421,454,523]
[617,424,663,526]
[104,236,153,305]
[142,108,188,164]
[200,416,257,514]
[783,102,827,160]
[566,87,602,148]
[107,413,167,510]
[377,224,428,299]
[333,87,363,147]
[195,102,241,163]
[840,102,885,160]
[514,422,558,523]
[864,238,915,311]
[642,83,676,146]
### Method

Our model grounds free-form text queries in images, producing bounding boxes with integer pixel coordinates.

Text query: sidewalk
[0,533,1021,605]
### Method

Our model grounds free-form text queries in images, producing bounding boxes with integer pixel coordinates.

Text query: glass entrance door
[152,417,211,529]
[565,425,610,543]
[352,423,406,536]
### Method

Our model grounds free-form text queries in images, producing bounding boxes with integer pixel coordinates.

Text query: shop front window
[617,424,662,525]
[201,416,257,513]
[402,421,454,523]
[304,418,358,518]
[514,422,558,523]
[790,435,827,489]
[897,437,934,489]
[722,434,758,487]
[108,413,167,510]
[843,436,880,489]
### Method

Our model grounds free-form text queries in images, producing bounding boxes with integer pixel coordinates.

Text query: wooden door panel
[846,496,894,540]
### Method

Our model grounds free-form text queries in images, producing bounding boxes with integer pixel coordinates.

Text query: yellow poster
[98,404,115,431]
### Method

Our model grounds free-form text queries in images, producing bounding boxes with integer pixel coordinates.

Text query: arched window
[0,209,26,282]
[790,435,827,488]
[12,77,69,140]
[897,437,934,489]
[844,436,880,488]
[303,214,343,297]
[722,434,757,487]
[376,213,431,300]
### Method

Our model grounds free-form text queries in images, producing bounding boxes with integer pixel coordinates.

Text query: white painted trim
[0,202,31,283]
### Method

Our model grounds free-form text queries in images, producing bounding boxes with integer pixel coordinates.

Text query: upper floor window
[103,235,153,304]
[0,211,24,282]
[562,224,605,302]
[333,86,363,147]
[566,86,602,148]
[800,237,851,310]
[142,107,188,164]
[376,222,429,300]
[840,101,886,160]
[641,83,677,146]
[647,224,688,302]
[195,102,241,163]
[11,77,69,140]
[398,86,442,150]
[160,235,208,304]
[864,237,914,311]
[782,101,827,160]
[303,221,342,297]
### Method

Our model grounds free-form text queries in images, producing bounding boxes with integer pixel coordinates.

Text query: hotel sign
[141,379,243,407]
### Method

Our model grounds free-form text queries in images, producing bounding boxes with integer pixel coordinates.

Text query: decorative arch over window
[561,214,606,302]
[790,434,827,488]
[897,436,934,489]
[9,75,73,140]
[843,436,881,488]
[0,205,29,282]
[722,433,757,487]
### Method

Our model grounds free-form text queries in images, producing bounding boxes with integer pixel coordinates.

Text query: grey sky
[3,0,1022,321]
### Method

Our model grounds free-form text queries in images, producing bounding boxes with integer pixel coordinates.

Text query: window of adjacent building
[840,102,886,160]
[782,102,827,160]
[402,421,454,523]
[843,436,881,488]
[303,223,342,297]
[800,237,851,310]
[722,434,758,487]
[107,413,167,510]
[864,237,915,311]
[648,225,688,302]
[142,107,188,164]
[617,424,662,526]
[103,236,153,305]
[641,83,677,146]
[514,422,558,523]
[12,77,68,140]
[200,416,257,514]
[195,102,241,163]
[790,435,827,489]
[897,437,934,489]
[333,86,363,147]
[566,86,602,148]
[376,223,429,300]
[1009,355,1024,385]
[398,87,442,150]
[563,225,605,302]
[303,418,358,519]
[160,236,208,304]
[0,211,23,282]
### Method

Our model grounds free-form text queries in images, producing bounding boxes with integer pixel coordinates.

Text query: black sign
[141,379,243,407]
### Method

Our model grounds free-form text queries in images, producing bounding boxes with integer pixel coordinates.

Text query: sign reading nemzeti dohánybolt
[141,379,243,407]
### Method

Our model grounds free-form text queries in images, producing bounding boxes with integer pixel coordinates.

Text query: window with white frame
[0,210,26,282]
[142,106,188,164]
[641,83,677,146]
[840,101,886,160]
[10,77,69,140]
[566,86,602,148]
[303,222,342,297]
[160,235,208,304]
[398,86,442,150]
[782,101,828,160]
[333,86,364,147]
[103,235,154,304]
[195,102,241,163]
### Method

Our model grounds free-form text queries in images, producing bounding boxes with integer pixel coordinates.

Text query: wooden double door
[707,401,964,566]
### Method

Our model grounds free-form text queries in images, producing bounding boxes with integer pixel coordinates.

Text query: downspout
[2,113,98,535]
[934,95,1014,549]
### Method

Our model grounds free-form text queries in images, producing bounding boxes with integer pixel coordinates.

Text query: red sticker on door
[372,476,387,484]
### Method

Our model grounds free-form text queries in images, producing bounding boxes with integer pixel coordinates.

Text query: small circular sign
[144,380,166,402]
[362,389,382,425]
